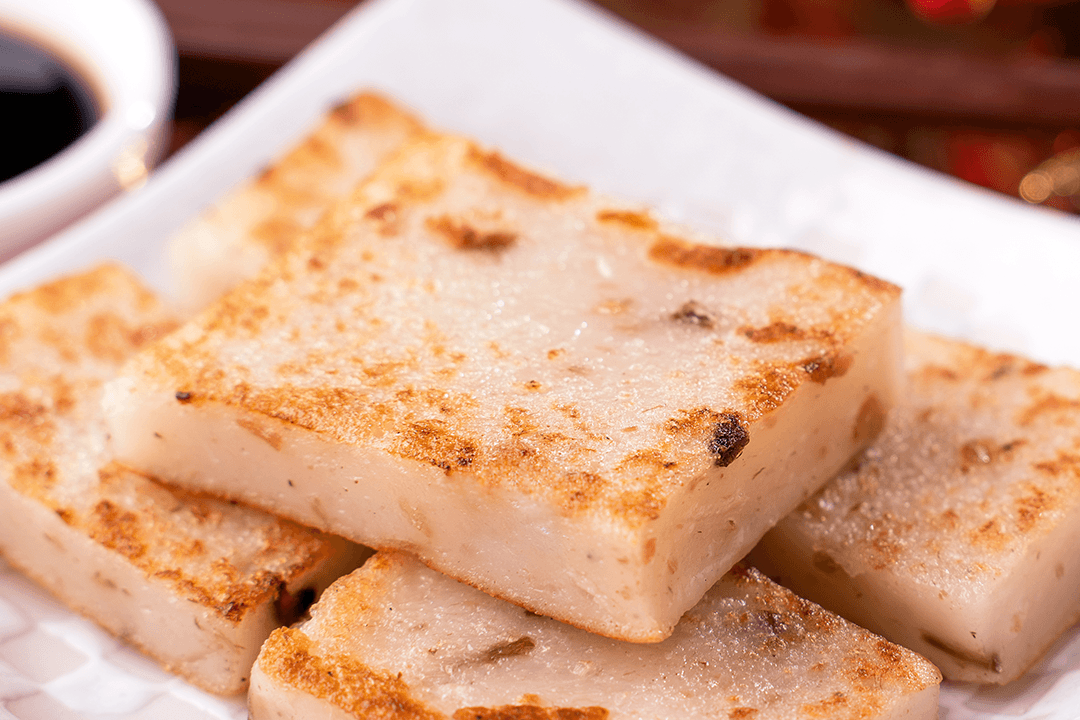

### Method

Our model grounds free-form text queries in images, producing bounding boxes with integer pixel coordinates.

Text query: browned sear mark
[983,354,1049,381]
[849,269,899,294]
[329,97,364,124]
[736,363,802,419]
[467,147,583,200]
[728,709,758,719]
[252,217,303,256]
[1017,393,1080,426]
[917,364,958,383]
[86,312,174,362]
[366,202,398,221]
[968,518,1010,552]
[709,413,750,467]
[671,301,715,329]
[454,706,609,720]
[1014,484,1055,534]
[959,440,992,471]
[427,215,517,252]
[365,202,402,235]
[0,391,49,425]
[595,209,657,231]
[1033,451,1080,480]
[558,471,606,511]
[259,627,444,720]
[393,419,478,473]
[9,457,59,498]
[851,395,885,446]
[648,237,760,275]
[800,691,848,718]
[799,353,853,384]
[328,92,413,127]
[89,500,146,560]
[642,537,657,563]
[30,269,131,315]
[237,417,284,451]
[741,321,806,343]
[868,527,903,570]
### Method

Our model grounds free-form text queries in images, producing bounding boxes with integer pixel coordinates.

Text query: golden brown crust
[329,93,423,131]
[1,265,339,623]
[796,329,1080,585]
[466,147,584,201]
[427,214,518,252]
[453,707,608,720]
[246,92,427,257]
[133,134,900,531]
[647,237,764,275]
[740,321,814,343]
[736,565,940,711]
[259,627,444,720]
[23,266,158,316]
[594,209,657,232]
[261,556,938,719]
[86,463,333,623]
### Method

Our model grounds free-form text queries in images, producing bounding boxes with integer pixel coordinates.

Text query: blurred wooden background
[160,0,1080,213]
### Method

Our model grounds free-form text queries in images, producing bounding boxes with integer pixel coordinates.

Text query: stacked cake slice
[753,329,1080,683]
[0,265,368,694]
[28,92,1080,717]
[248,552,941,720]
[106,131,903,643]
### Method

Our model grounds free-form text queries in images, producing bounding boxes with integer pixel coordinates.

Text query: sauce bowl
[0,0,175,259]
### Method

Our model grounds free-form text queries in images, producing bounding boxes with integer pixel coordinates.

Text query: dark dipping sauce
[1,31,100,184]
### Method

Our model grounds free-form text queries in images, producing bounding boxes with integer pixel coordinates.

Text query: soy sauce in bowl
[1,31,100,184]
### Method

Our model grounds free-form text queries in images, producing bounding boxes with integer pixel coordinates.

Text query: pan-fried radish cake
[169,92,425,310]
[105,133,903,642]
[248,552,941,720]
[753,329,1080,683]
[0,265,368,695]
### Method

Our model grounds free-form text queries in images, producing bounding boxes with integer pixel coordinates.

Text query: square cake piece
[753,330,1080,683]
[169,92,425,309]
[106,133,903,642]
[249,552,941,720]
[0,265,367,694]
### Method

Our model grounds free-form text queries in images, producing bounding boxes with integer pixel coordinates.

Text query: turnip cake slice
[105,134,903,642]
[0,265,367,695]
[753,330,1080,683]
[169,91,425,309]
[249,552,941,720]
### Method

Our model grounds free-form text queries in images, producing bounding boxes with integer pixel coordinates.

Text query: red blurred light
[906,0,996,24]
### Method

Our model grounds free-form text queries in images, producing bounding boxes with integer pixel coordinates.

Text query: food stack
[0,265,368,694]
[2,92,1078,718]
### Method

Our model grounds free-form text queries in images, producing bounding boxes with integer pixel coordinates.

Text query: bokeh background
[153,0,1080,215]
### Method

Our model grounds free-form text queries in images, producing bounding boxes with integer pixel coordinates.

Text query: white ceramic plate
[1,0,1079,717]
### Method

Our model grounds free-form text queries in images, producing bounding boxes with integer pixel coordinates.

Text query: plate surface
[1,0,1079,717]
